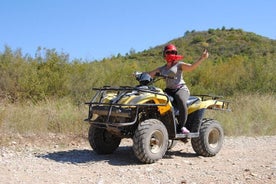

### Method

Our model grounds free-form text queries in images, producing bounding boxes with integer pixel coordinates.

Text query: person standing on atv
[148,44,209,134]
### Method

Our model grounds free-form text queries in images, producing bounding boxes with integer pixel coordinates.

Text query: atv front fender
[120,92,172,115]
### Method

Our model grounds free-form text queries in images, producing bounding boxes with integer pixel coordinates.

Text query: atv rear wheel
[133,119,168,164]
[191,119,224,157]
[88,125,121,154]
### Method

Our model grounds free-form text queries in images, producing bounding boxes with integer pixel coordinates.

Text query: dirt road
[1,135,275,184]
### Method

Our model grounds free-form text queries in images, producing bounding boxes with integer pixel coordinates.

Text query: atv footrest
[175,132,199,139]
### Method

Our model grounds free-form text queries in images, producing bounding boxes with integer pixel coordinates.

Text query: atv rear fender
[188,95,230,114]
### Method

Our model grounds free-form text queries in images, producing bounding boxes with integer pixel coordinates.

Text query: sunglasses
[165,50,177,55]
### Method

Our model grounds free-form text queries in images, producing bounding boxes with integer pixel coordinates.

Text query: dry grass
[0,94,275,142]
[0,98,89,136]
[206,93,276,136]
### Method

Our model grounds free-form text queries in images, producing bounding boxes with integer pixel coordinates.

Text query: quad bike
[84,72,230,164]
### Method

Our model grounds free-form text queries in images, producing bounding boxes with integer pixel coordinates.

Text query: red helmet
[163,44,177,57]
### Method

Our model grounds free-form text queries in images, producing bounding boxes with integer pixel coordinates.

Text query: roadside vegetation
[0,27,275,139]
[0,93,275,138]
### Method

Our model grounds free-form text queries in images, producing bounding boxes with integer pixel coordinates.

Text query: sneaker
[181,127,190,134]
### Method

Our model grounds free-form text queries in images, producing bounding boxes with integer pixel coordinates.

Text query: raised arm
[181,49,209,72]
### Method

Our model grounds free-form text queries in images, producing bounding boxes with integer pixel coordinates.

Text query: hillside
[126,28,276,61]
[0,28,275,102]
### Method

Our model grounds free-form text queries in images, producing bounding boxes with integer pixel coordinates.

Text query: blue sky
[1,0,275,61]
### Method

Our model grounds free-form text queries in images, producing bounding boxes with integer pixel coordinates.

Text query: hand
[201,49,209,60]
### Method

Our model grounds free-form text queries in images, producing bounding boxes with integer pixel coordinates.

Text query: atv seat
[168,95,199,106]
[186,96,200,106]
[173,96,200,116]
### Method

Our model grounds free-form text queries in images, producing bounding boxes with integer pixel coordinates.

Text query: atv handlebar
[133,71,176,86]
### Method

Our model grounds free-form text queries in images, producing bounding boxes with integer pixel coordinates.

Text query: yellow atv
[84,72,230,164]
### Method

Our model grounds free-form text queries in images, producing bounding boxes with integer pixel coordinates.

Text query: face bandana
[165,54,184,63]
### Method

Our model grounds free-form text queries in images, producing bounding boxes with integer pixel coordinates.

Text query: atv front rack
[85,86,170,126]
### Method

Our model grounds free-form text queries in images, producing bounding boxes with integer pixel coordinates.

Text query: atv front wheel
[133,119,168,164]
[88,125,121,154]
[191,119,224,157]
